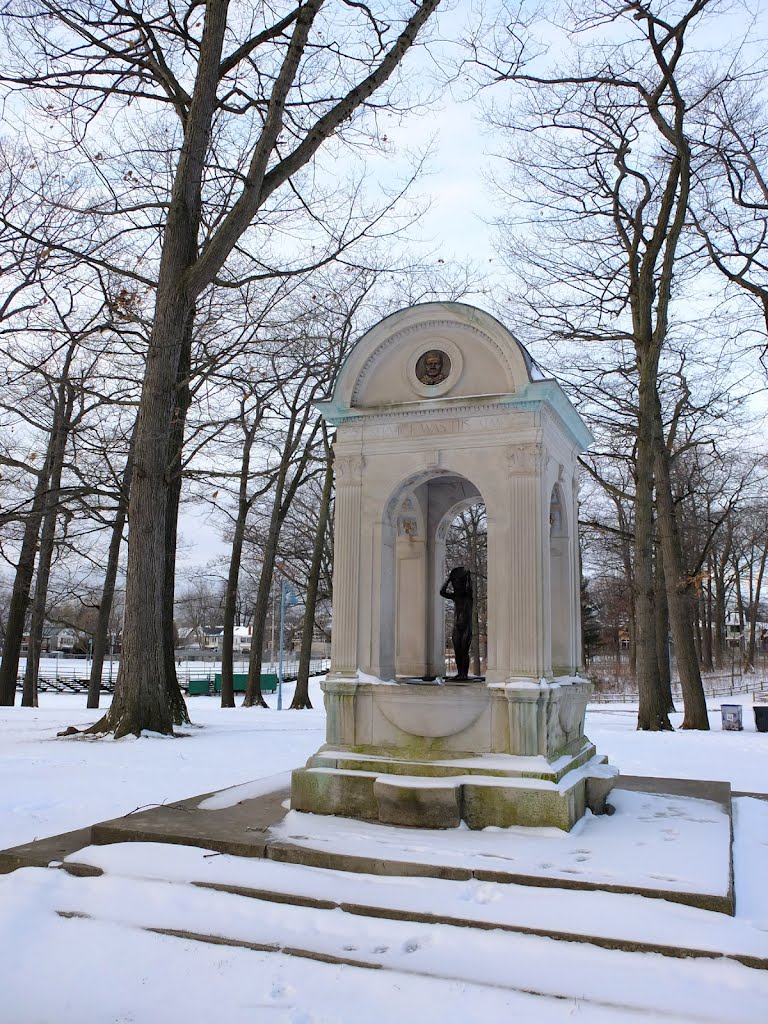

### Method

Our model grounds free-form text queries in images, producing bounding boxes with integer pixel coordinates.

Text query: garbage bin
[721,704,743,731]
[754,705,768,733]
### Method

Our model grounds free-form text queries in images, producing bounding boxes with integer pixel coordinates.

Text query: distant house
[22,626,79,654]
[724,616,768,647]
[201,628,222,650]
[290,623,331,658]
[175,625,253,654]
[176,626,203,650]
[212,625,252,653]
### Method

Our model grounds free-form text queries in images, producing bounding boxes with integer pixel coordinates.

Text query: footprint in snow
[271,982,295,1000]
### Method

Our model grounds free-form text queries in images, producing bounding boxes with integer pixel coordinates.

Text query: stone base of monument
[290,675,617,831]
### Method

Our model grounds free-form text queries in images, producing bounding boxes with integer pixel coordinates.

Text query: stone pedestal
[292,676,617,831]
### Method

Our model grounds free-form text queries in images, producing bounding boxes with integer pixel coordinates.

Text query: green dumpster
[213,672,277,693]
[260,673,278,693]
[188,679,212,696]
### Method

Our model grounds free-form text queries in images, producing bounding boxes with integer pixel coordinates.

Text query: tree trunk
[0,378,73,707]
[88,564,120,711]
[243,415,320,708]
[635,354,671,730]
[653,399,709,730]
[87,431,134,708]
[22,356,79,708]
[87,288,195,736]
[746,540,768,671]
[616,500,636,675]
[243,496,283,709]
[39,0,438,736]
[713,520,732,670]
[22,403,72,707]
[87,513,126,709]
[221,409,261,708]
[291,440,334,710]
[701,557,714,671]
[162,319,194,727]
[86,2,229,736]
[654,545,675,714]
[0,469,48,705]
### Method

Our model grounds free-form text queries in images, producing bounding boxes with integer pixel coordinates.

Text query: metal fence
[590,675,768,704]
[17,656,331,695]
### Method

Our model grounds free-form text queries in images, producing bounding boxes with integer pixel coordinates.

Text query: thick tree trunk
[162,321,194,727]
[291,443,334,709]
[88,288,195,736]
[86,2,228,736]
[653,402,708,730]
[654,545,675,714]
[635,355,671,730]
[45,0,438,736]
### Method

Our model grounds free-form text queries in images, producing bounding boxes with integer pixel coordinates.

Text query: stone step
[1,775,737,916]
[62,857,768,970]
[59,841,766,972]
[43,865,768,1017]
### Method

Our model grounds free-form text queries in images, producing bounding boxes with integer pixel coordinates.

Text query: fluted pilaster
[507,442,547,677]
[330,453,364,675]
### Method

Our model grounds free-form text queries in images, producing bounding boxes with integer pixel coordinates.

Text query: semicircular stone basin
[373,682,488,739]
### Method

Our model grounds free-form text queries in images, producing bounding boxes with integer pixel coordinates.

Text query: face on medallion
[416,349,450,385]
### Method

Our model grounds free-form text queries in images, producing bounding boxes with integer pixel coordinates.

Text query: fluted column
[330,452,364,676]
[506,442,548,678]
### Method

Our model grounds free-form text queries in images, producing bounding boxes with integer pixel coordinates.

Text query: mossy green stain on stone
[462,782,577,831]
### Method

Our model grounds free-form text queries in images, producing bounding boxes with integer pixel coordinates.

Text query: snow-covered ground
[1,684,767,1023]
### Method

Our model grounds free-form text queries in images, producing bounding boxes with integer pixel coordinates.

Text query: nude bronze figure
[440,566,473,680]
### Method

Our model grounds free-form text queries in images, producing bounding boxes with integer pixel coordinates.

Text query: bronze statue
[440,566,473,679]
[416,349,449,385]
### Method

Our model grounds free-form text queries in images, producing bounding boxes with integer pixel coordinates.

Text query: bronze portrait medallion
[415,349,450,386]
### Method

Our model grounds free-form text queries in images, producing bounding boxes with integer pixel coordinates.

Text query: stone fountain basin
[373,681,487,739]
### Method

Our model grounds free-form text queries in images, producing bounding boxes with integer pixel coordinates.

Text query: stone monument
[291,302,616,830]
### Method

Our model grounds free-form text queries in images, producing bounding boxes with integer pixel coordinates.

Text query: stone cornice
[319,381,593,453]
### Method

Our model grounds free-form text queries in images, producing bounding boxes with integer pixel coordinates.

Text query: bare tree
[1,0,445,734]
[476,0,748,728]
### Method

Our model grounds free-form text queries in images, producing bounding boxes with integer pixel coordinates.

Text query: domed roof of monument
[323,302,547,416]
